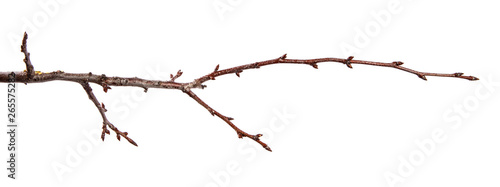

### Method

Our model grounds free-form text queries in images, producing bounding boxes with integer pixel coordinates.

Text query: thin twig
[20,32,35,80]
[80,81,137,146]
[0,33,479,151]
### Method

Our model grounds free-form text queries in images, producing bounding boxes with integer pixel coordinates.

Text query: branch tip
[21,32,35,80]
[264,146,272,152]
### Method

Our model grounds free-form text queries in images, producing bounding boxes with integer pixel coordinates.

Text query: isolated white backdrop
[0,1,499,186]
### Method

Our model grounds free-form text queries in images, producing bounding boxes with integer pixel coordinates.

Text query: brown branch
[189,54,478,89]
[182,88,272,151]
[80,81,137,146]
[21,32,35,80]
[0,33,479,151]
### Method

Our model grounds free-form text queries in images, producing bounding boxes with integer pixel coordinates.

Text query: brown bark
[0,33,478,151]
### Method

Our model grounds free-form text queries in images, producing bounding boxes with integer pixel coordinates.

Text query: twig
[0,33,479,151]
[80,81,137,146]
[21,32,35,80]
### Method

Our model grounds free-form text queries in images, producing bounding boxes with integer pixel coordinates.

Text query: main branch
[0,33,478,151]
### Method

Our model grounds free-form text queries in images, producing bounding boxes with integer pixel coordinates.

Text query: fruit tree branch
[0,33,479,151]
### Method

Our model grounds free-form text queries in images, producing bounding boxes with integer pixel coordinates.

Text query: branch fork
[0,32,479,152]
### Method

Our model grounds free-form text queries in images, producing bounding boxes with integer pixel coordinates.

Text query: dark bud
[345,56,354,68]
[264,146,272,152]
[417,74,427,81]
[101,103,107,112]
[392,61,404,66]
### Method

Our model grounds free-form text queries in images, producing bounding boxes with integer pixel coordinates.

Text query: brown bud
[393,61,404,66]
[417,74,427,81]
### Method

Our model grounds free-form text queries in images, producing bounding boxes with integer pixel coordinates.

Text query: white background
[1,0,499,186]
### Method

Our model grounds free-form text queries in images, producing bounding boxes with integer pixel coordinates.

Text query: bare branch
[0,32,479,151]
[80,81,137,146]
[21,32,35,80]
[182,89,271,151]
[190,54,479,89]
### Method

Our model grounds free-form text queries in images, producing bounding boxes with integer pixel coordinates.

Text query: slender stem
[80,81,137,146]
[0,33,479,151]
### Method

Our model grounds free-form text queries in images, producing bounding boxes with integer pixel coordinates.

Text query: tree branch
[80,81,137,146]
[0,33,479,151]
[21,32,35,80]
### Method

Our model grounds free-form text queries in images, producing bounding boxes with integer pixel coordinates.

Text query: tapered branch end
[21,32,28,50]
[264,146,272,152]
[125,137,138,146]
[453,72,479,81]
